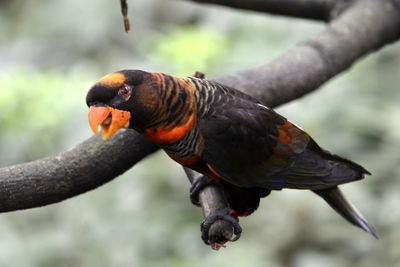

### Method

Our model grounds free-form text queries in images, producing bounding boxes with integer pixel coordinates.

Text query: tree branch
[0,130,158,212]
[184,168,235,250]
[215,0,400,108]
[0,0,399,247]
[184,0,338,21]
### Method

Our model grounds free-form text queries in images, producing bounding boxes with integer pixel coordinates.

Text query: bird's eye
[118,85,132,99]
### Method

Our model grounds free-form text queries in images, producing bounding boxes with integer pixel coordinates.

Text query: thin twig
[184,168,235,250]
[120,0,131,33]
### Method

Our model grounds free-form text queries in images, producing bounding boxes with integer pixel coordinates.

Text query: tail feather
[313,187,377,238]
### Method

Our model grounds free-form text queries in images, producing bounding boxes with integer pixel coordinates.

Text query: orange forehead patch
[97,72,126,87]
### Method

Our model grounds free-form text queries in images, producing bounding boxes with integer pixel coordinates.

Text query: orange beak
[88,106,131,140]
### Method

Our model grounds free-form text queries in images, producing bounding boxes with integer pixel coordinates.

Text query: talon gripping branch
[86,70,376,242]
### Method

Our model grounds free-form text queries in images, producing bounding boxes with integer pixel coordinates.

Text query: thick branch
[215,0,400,108]
[185,0,337,21]
[0,130,158,212]
[0,0,399,216]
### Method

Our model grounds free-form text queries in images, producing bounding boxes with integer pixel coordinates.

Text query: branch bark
[185,0,338,21]
[0,0,399,246]
[0,131,158,212]
[215,0,400,108]
[120,0,131,33]
[184,168,235,250]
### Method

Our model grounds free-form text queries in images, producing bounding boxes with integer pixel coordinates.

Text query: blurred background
[1,0,400,266]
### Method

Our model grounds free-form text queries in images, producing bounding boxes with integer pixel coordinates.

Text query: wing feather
[199,82,364,190]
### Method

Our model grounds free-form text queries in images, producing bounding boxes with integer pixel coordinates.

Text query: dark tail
[313,186,377,238]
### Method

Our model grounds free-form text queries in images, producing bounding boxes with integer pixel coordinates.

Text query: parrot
[86,70,376,243]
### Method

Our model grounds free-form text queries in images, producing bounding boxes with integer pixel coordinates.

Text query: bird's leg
[189,175,219,206]
[201,207,242,245]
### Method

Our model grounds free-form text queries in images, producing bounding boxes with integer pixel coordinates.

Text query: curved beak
[88,106,131,140]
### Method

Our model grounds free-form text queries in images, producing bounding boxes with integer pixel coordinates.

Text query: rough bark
[184,168,235,250]
[120,0,131,33]
[185,0,338,21]
[0,131,158,212]
[215,0,400,107]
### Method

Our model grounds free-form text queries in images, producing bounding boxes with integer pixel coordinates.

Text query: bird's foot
[201,207,242,246]
[190,175,219,206]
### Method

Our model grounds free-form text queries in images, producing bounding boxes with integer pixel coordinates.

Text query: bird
[86,69,376,243]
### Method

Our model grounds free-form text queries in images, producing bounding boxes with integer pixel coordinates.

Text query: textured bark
[0,130,158,212]
[120,0,131,33]
[186,0,338,21]
[214,0,400,108]
[184,168,235,250]
[0,0,400,248]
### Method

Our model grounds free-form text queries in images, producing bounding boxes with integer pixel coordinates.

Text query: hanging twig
[120,0,131,33]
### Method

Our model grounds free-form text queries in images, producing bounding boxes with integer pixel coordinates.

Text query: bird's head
[86,70,161,139]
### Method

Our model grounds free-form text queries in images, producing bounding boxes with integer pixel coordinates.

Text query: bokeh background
[1,0,400,266]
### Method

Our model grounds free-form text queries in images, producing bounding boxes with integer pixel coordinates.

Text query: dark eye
[118,85,132,98]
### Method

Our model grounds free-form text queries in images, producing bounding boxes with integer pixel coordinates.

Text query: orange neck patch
[142,114,195,144]
[97,72,126,87]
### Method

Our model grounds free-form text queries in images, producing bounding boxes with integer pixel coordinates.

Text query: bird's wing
[200,87,361,189]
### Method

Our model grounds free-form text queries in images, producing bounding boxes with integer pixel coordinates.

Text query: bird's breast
[141,113,195,144]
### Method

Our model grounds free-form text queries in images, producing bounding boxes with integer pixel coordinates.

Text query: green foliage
[1,71,72,133]
[146,26,228,76]
[0,70,91,163]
